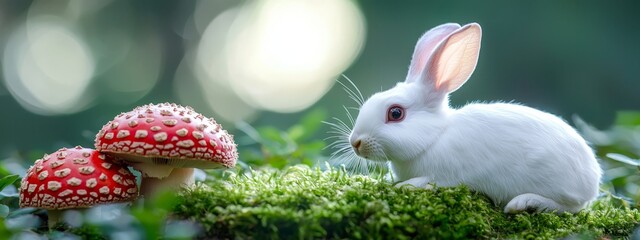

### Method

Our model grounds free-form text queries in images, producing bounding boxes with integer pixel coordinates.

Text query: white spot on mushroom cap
[67,177,82,186]
[192,131,204,139]
[48,181,62,191]
[58,189,73,197]
[129,120,139,127]
[154,132,168,142]
[131,142,144,148]
[86,178,97,188]
[147,149,160,155]
[38,171,49,180]
[135,130,148,138]
[27,184,37,193]
[162,119,178,126]
[118,168,130,176]
[176,140,195,148]
[112,174,123,184]
[101,162,112,169]
[99,186,110,195]
[54,168,71,178]
[79,166,95,175]
[160,109,172,116]
[50,160,65,169]
[125,179,135,186]
[179,149,194,157]
[73,158,89,165]
[117,130,131,139]
[176,128,188,137]
[104,132,114,139]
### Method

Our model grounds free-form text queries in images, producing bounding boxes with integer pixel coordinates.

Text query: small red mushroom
[19,146,138,228]
[94,102,237,197]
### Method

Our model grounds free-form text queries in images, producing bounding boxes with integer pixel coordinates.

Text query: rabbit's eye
[386,105,405,123]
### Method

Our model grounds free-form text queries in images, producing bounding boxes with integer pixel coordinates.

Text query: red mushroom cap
[19,146,138,210]
[94,103,237,169]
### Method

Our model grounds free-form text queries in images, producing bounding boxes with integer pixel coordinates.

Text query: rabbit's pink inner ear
[428,23,482,93]
[406,23,461,82]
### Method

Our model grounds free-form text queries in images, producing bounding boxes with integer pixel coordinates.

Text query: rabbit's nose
[351,139,362,154]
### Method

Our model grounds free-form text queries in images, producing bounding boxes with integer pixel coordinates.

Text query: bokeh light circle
[2,16,95,115]
[197,0,366,113]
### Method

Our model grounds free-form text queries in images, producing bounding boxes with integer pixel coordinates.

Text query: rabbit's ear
[425,23,482,93]
[406,23,461,81]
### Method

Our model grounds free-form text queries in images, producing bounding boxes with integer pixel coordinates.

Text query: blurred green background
[0,0,638,155]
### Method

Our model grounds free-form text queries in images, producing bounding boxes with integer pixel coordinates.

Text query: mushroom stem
[140,168,195,199]
[130,162,175,178]
[48,209,63,229]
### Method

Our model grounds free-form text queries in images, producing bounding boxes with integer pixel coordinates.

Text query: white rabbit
[348,22,601,214]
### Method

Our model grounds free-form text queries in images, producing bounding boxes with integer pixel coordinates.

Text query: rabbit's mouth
[352,139,389,162]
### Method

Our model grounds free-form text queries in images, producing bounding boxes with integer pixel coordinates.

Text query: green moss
[66,225,107,240]
[173,165,640,239]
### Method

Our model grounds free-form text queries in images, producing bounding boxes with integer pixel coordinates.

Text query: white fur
[349,23,601,214]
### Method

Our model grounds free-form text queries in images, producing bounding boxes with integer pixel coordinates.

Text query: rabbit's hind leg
[504,193,575,214]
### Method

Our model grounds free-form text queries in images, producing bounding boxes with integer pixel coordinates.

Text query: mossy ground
[173,165,640,239]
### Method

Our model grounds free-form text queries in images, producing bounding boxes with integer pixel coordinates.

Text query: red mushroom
[94,103,237,197]
[19,146,138,228]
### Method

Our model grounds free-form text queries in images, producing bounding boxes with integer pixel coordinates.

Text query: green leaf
[0,204,9,218]
[150,191,180,210]
[615,111,640,127]
[0,175,20,192]
[259,127,286,143]
[288,109,327,141]
[287,125,305,141]
[0,165,11,177]
[132,208,165,240]
[259,127,296,155]
[266,156,289,169]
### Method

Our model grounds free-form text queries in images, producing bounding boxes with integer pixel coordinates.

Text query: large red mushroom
[95,102,237,197]
[19,146,138,228]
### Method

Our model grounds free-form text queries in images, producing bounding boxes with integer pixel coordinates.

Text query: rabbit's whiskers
[324,76,387,175]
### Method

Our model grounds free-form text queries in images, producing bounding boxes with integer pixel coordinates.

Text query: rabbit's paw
[504,193,563,214]
[394,177,433,189]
